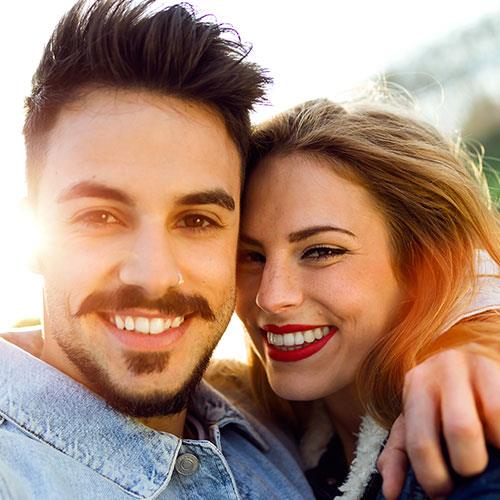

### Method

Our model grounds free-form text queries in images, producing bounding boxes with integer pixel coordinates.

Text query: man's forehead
[37,89,242,204]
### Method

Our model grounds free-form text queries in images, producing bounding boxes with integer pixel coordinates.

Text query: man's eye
[302,246,347,260]
[75,210,120,226]
[177,214,220,230]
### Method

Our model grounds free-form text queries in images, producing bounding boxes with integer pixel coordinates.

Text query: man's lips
[96,311,193,352]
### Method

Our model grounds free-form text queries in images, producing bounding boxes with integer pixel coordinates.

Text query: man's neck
[137,411,187,435]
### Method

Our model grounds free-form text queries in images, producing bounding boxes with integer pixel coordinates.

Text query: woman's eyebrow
[238,234,262,247]
[288,225,356,242]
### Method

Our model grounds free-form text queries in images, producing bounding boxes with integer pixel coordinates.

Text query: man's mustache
[74,286,215,321]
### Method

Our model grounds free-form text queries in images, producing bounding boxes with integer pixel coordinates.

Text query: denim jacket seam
[0,409,152,499]
[210,446,241,500]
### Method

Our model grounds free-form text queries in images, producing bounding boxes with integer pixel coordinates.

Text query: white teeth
[171,316,184,328]
[135,317,150,334]
[125,316,135,331]
[115,315,125,330]
[294,332,304,345]
[111,314,184,334]
[304,330,315,343]
[149,318,164,334]
[266,326,335,349]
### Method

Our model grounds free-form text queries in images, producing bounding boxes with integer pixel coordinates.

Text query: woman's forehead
[240,153,386,242]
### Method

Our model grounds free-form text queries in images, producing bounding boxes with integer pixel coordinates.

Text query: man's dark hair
[24,0,271,200]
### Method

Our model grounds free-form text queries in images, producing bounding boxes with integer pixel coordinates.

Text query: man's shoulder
[0,420,60,500]
[0,328,43,356]
[0,455,31,500]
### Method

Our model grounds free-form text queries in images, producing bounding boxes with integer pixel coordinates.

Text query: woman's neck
[323,384,364,464]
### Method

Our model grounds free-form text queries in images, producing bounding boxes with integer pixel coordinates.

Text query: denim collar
[0,338,267,498]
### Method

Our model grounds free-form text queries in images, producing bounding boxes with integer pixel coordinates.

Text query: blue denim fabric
[0,339,313,499]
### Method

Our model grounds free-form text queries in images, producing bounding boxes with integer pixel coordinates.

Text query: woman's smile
[261,324,338,362]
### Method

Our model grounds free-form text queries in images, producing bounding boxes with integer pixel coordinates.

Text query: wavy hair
[245,96,500,428]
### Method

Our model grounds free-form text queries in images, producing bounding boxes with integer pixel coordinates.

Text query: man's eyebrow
[176,189,235,211]
[57,181,134,206]
[288,225,356,242]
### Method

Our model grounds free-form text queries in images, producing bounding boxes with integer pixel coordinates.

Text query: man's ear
[21,197,43,275]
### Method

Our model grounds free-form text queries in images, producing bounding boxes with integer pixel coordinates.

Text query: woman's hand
[378,348,500,499]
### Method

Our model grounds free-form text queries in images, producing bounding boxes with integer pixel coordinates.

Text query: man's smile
[97,310,194,352]
[106,311,186,335]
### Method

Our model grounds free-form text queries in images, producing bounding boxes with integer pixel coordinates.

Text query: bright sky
[1,0,499,357]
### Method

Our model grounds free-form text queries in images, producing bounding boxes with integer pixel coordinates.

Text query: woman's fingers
[439,352,488,476]
[378,415,408,500]
[471,353,500,448]
[403,362,454,497]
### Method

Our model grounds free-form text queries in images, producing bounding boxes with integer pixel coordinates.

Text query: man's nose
[255,260,303,314]
[118,222,182,298]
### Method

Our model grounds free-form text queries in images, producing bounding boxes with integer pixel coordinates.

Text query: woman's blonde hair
[245,96,500,428]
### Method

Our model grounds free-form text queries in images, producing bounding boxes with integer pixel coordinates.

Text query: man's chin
[90,358,207,417]
[56,335,213,418]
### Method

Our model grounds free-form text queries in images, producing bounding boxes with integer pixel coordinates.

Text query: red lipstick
[262,325,337,362]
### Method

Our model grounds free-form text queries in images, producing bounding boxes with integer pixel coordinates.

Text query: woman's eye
[177,214,220,230]
[75,210,120,227]
[238,250,266,265]
[302,246,346,260]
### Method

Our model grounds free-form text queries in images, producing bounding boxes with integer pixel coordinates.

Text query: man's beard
[49,285,233,418]
[56,335,215,417]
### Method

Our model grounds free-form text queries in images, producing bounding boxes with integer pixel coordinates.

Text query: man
[2,1,500,499]
[0,1,313,498]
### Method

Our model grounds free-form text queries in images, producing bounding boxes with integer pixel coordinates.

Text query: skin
[380,349,500,499]
[33,88,241,435]
[9,89,498,496]
[236,152,404,459]
[236,152,500,495]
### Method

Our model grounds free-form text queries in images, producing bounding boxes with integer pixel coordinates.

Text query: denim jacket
[0,339,313,499]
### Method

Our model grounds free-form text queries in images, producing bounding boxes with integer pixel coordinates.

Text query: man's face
[34,89,240,416]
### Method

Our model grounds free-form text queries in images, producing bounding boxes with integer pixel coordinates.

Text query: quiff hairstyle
[24,0,270,201]
[245,97,500,428]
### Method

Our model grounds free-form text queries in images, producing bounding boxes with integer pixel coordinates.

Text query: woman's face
[236,153,404,401]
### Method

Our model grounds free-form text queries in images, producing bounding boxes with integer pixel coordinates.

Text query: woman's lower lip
[100,315,190,352]
[265,328,337,362]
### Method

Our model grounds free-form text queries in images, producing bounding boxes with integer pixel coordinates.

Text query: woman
[235,96,500,499]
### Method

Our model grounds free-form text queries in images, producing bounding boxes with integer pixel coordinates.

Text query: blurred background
[1,0,499,359]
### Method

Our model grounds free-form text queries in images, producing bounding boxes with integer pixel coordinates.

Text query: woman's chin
[267,372,331,402]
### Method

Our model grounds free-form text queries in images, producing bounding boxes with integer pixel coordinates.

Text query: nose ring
[177,271,184,286]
